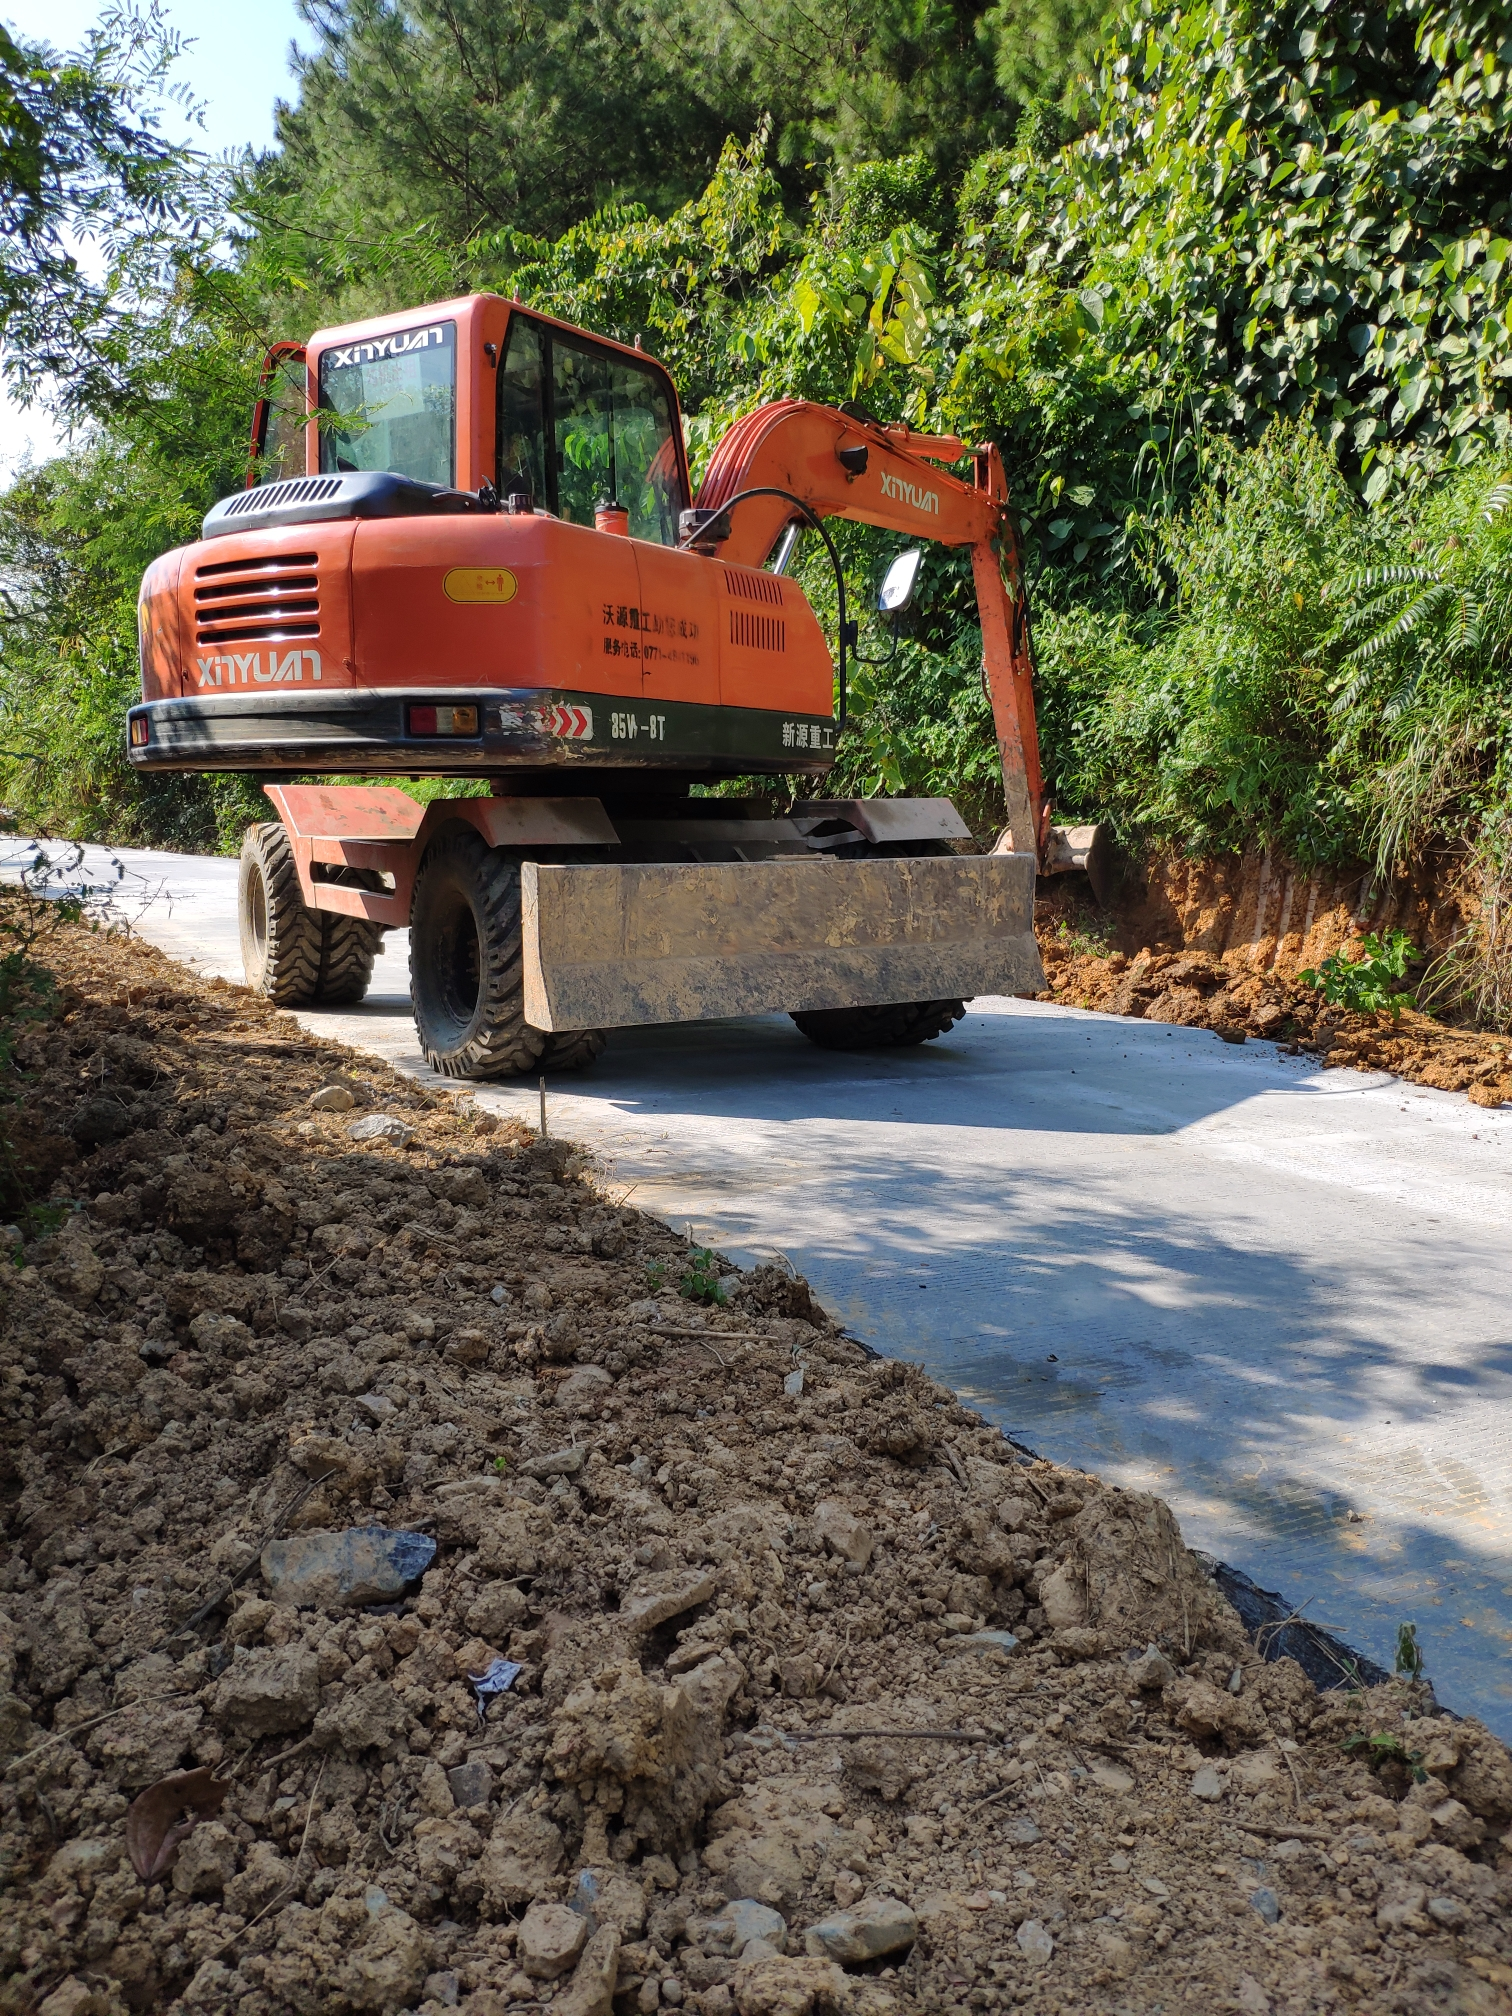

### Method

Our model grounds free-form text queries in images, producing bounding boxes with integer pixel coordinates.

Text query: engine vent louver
[729,609,786,652]
[221,476,343,518]
[194,551,320,647]
[723,565,785,607]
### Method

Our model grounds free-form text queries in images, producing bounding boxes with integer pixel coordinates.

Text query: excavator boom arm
[694,400,1044,857]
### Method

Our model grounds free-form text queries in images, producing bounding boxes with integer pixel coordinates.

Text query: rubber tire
[408,825,606,1080]
[238,821,383,1008]
[788,836,966,1051]
[790,999,967,1050]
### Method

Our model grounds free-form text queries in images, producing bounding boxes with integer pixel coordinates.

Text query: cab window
[498,314,685,544]
[318,320,457,487]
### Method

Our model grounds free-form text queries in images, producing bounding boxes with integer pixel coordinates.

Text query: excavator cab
[128,292,1107,1080]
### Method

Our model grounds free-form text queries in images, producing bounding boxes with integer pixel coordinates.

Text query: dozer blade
[520,855,1045,1033]
[1042,822,1115,907]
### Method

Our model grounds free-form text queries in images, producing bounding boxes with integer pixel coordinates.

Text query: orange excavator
[129,293,1106,1077]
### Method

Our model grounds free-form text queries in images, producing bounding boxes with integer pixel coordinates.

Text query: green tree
[0,4,202,407]
[1018,0,1512,504]
[263,0,1112,270]
[267,0,735,250]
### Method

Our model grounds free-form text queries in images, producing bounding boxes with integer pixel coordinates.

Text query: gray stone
[520,1899,590,1980]
[447,1760,494,1810]
[354,1392,397,1424]
[1126,1645,1177,1691]
[813,1499,874,1569]
[1016,1920,1054,1963]
[212,1646,321,1738]
[555,1927,621,2016]
[1249,1887,1280,1925]
[1427,1895,1467,1930]
[1190,1764,1227,1803]
[521,1444,588,1479]
[953,1630,1020,1659]
[697,1899,788,1956]
[423,1971,461,2009]
[261,1525,436,1607]
[803,1896,917,1963]
[1001,1815,1041,1846]
[619,1569,716,1634]
[348,1113,415,1145]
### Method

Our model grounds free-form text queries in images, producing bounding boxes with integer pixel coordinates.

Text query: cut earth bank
[1037,852,1512,1106]
[2,918,1511,2016]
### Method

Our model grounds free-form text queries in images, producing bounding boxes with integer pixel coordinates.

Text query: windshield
[318,319,457,487]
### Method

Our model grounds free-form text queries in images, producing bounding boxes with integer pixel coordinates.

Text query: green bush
[1300,930,1419,1019]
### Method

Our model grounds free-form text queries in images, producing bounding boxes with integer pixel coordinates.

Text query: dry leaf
[124,1766,229,1881]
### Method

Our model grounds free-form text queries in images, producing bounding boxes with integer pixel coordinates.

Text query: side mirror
[877,549,923,615]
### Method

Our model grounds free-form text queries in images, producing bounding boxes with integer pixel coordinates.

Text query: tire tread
[790,998,966,1050]
[411,829,589,1080]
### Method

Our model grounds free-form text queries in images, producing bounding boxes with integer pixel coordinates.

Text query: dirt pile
[1037,933,1512,1104]
[2,921,1512,2016]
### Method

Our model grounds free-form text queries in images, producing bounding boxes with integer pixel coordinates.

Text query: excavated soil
[1036,852,1512,1105]
[3,917,1512,2016]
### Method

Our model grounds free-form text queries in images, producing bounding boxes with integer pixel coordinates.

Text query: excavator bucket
[1043,822,1115,908]
[519,853,1045,1032]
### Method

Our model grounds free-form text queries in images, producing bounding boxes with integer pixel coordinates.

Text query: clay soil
[2,914,1511,2016]
[1035,861,1512,1107]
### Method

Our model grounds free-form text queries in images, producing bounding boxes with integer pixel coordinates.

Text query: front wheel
[408,827,606,1080]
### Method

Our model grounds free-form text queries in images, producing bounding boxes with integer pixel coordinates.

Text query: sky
[0,0,319,473]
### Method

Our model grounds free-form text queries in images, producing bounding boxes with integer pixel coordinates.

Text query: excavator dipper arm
[693,400,1045,860]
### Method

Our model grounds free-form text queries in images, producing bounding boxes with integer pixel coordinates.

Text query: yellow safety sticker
[444,567,518,604]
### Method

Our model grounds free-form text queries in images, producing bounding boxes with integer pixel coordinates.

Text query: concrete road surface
[10,836,1512,1735]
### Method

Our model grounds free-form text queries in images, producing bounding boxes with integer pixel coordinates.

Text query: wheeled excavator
[129,292,1106,1078]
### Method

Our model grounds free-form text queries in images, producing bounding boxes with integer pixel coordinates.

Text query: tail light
[408,704,479,737]
[129,716,150,748]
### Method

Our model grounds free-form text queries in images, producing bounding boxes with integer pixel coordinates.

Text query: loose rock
[260,1525,437,1607]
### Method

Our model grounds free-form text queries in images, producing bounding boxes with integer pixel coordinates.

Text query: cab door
[249,343,310,484]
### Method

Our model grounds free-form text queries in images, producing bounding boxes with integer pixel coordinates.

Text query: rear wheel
[790,999,967,1050]
[239,822,383,1007]
[788,836,967,1051]
[408,826,606,1079]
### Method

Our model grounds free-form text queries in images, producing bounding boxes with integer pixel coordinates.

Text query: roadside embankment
[2,919,1510,2016]
[1037,850,1511,1106]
